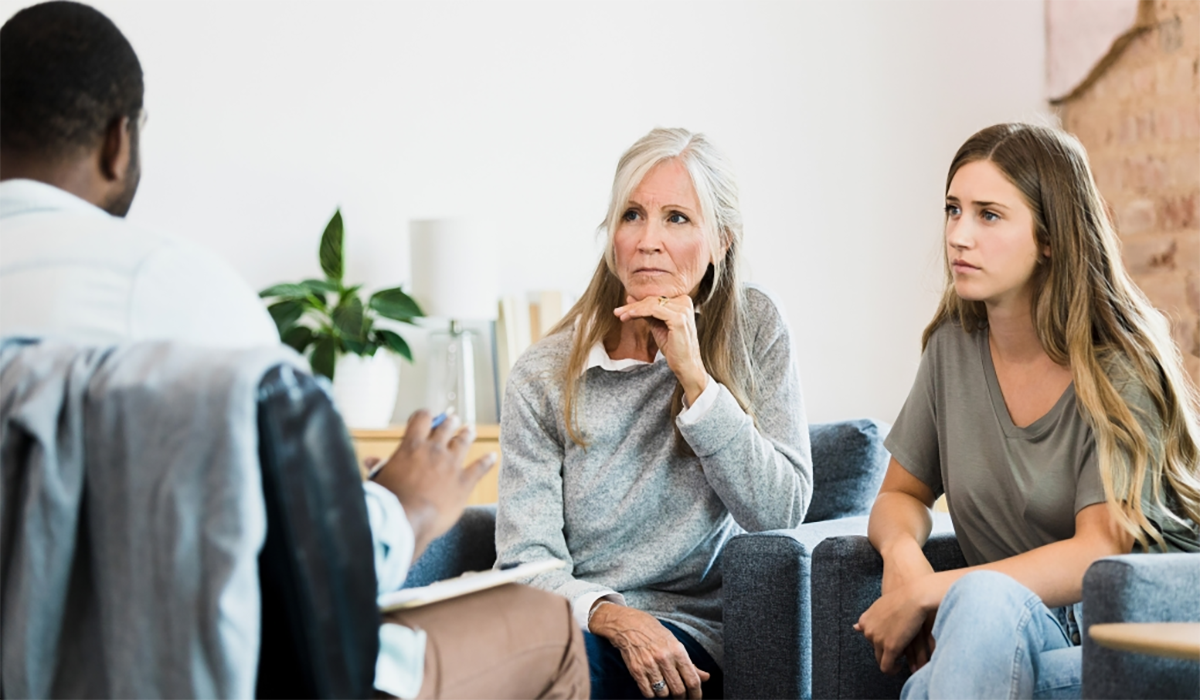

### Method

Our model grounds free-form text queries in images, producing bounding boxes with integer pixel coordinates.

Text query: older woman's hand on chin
[614,294,708,406]
[589,602,711,699]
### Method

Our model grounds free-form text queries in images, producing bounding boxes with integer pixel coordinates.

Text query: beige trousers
[383,583,589,700]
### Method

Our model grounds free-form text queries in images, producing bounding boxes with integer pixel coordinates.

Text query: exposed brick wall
[1047,0,1140,100]
[1056,0,1200,386]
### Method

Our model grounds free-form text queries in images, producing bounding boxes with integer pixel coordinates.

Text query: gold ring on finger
[658,296,669,307]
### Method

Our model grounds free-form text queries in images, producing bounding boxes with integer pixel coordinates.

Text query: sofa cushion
[804,419,890,523]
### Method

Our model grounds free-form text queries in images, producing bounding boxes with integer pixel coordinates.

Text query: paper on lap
[378,559,566,612]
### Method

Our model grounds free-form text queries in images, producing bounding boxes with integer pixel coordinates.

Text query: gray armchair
[404,504,498,587]
[810,534,1200,699]
[809,532,965,699]
[402,419,896,699]
[723,419,902,699]
[1082,553,1200,699]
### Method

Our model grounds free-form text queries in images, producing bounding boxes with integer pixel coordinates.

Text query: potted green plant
[260,208,423,427]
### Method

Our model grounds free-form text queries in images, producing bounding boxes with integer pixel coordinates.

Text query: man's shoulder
[0,205,182,272]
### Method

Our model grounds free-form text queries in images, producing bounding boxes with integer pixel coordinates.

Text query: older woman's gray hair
[599,128,744,307]
[551,127,757,447]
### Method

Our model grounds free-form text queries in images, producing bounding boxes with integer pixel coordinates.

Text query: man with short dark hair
[1,0,143,215]
[0,4,587,699]
[0,0,278,346]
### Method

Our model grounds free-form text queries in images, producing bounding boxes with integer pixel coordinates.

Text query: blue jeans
[902,571,1084,700]
[584,619,723,699]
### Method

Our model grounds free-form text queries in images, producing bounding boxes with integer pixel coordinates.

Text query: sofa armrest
[1082,553,1200,699]
[724,515,873,699]
[403,505,497,588]
[811,525,963,700]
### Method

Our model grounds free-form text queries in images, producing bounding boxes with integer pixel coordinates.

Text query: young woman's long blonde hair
[924,123,1200,549]
[550,127,756,449]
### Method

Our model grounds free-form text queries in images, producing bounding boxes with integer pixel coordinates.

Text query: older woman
[496,128,813,700]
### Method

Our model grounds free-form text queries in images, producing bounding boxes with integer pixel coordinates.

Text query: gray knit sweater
[496,285,812,664]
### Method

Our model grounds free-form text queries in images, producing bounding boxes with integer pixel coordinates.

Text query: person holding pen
[0,5,589,698]
[365,407,589,699]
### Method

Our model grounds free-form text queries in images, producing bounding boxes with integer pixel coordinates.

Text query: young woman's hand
[880,546,937,671]
[614,294,707,405]
[589,603,710,699]
[881,542,934,596]
[854,579,935,675]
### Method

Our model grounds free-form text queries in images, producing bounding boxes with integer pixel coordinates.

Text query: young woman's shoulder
[922,317,980,360]
[1098,350,1160,421]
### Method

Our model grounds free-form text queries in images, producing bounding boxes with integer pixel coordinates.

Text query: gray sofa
[811,534,1200,699]
[722,421,953,699]
[404,419,895,698]
[1081,553,1200,699]
[809,531,966,699]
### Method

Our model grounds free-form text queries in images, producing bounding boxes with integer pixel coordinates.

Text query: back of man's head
[1,1,143,161]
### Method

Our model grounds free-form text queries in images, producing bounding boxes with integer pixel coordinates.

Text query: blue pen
[367,409,450,480]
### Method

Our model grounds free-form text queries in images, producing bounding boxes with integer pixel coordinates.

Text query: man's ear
[99,115,133,183]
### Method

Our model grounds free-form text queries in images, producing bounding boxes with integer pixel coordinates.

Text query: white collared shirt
[583,340,720,424]
[0,179,422,696]
[0,179,277,348]
[363,482,426,698]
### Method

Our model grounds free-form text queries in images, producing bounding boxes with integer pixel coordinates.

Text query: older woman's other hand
[589,602,710,698]
[614,294,708,405]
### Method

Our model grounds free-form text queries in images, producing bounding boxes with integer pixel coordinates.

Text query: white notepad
[379,559,567,612]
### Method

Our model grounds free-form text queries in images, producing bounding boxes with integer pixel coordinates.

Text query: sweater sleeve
[495,374,622,609]
[677,289,813,531]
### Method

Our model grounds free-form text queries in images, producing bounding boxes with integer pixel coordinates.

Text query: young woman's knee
[941,570,1040,617]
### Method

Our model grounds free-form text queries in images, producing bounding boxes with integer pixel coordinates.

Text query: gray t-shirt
[887,323,1107,566]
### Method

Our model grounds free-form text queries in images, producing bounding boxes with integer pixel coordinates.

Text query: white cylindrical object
[331,352,400,429]
[410,219,499,320]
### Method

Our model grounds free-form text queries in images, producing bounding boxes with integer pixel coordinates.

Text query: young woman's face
[944,159,1045,309]
[613,159,712,301]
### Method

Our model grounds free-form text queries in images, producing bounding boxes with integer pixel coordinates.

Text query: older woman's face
[613,159,713,301]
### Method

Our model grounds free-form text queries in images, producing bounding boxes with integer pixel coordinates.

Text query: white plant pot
[331,352,400,429]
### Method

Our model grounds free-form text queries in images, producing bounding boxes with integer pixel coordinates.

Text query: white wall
[0,0,1049,425]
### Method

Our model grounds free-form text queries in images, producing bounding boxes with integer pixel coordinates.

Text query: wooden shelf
[353,424,500,440]
[351,424,501,506]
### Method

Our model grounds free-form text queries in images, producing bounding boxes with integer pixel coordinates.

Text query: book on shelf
[495,290,572,402]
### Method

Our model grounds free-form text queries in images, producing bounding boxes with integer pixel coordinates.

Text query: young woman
[856,123,1200,699]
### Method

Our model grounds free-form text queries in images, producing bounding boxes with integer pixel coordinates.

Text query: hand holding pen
[367,408,451,480]
[367,407,497,560]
